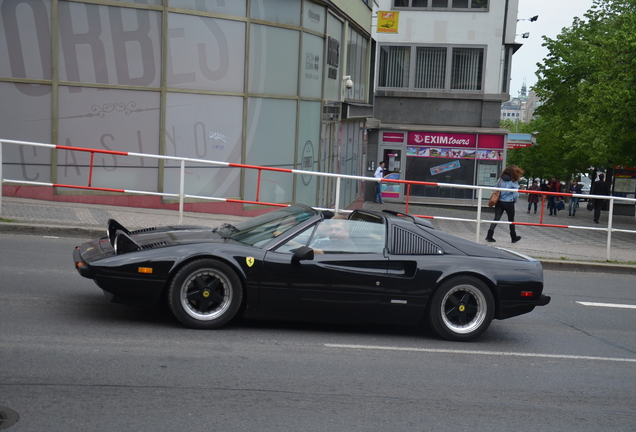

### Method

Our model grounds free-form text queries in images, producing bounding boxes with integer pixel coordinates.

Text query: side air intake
[140,241,170,250]
[392,226,443,255]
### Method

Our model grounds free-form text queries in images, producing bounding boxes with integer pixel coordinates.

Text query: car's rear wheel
[428,276,494,341]
[168,259,242,329]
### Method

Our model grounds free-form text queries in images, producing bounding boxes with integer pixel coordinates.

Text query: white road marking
[577,301,636,310]
[324,344,636,363]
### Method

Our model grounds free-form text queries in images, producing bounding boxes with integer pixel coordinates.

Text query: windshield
[227,205,316,246]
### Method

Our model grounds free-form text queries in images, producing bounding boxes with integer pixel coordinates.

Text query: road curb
[540,259,636,275]
[0,222,104,239]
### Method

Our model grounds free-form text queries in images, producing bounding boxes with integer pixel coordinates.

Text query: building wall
[366,0,517,204]
[0,0,373,213]
[374,96,502,128]
[373,0,515,97]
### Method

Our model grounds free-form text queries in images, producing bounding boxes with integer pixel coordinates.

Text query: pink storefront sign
[477,134,505,149]
[407,132,476,148]
[382,132,405,142]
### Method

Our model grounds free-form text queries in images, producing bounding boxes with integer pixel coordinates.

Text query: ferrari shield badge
[246,257,254,267]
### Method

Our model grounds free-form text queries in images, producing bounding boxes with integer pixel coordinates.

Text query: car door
[380,222,447,325]
[258,219,391,322]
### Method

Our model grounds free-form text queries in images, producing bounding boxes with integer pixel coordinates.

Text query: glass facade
[0,0,372,210]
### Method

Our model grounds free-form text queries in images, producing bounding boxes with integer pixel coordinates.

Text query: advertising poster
[430,160,461,176]
[377,11,399,33]
[381,173,401,198]
[407,147,502,160]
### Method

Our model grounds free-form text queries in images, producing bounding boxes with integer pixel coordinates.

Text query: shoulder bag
[488,182,501,208]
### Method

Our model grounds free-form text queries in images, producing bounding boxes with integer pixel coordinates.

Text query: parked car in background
[580,183,591,201]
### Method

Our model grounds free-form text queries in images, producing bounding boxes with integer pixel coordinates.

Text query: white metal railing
[2,138,636,261]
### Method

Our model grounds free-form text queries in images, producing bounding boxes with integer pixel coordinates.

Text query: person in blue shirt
[486,165,524,243]
[374,161,386,204]
[568,179,582,216]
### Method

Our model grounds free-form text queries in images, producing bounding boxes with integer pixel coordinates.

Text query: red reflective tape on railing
[88,152,95,187]
[52,184,126,193]
[514,222,570,228]
[383,178,438,186]
[528,191,572,196]
[540,195,546,223]
[225,198,288,207]
[228,163,293,173]
[56,145,129,156]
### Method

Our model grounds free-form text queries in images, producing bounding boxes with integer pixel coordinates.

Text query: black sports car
[73,204,550,341]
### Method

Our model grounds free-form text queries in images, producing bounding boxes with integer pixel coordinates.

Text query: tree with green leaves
[519,0,636,184]
[502,118,559,182]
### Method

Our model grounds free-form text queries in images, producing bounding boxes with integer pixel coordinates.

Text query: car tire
[428,276,495,341]
[168,259,243,329]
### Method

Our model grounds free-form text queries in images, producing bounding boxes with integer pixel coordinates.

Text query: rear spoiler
[382,210,435,229]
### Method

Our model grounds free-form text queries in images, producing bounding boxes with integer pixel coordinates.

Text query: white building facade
[368,0,520,204]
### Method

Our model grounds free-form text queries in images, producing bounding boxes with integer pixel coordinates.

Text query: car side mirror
[291,246,314,266]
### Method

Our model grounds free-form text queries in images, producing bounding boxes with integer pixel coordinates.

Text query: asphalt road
[1,234,635,432]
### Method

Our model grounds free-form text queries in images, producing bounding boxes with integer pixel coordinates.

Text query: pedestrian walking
[591,173,610,223]
[486,165,523,243]
[547,177,561,216]
[527,180,540,214]
[374,161,386,204]
[539,180,549,212]
[568,179,582,216]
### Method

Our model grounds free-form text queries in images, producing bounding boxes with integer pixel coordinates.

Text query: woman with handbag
[486,165,523,243]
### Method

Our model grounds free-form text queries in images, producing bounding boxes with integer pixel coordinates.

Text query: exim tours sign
[407,132,476,148]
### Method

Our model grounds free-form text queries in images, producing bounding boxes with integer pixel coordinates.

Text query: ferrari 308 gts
[73,204,550,341]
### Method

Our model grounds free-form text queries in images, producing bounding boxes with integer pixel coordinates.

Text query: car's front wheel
[168,259,242,329]
[428,276,494,341]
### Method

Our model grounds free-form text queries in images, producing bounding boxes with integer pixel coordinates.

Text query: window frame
[392,0,489,10]
[377,43,486,93]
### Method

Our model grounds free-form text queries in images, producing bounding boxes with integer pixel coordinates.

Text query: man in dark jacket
[591,174,610,223]
[547,177,561,216]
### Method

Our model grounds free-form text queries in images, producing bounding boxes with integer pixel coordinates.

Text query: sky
[510,0,596,97]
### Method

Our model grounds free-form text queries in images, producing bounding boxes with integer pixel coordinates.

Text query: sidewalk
[1,197,635,274]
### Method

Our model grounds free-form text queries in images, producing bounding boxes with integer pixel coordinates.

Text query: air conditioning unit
[322,101,341,122]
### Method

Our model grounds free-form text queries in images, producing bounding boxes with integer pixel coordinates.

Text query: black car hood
[100,224,225,257]
[126,225,220,245]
